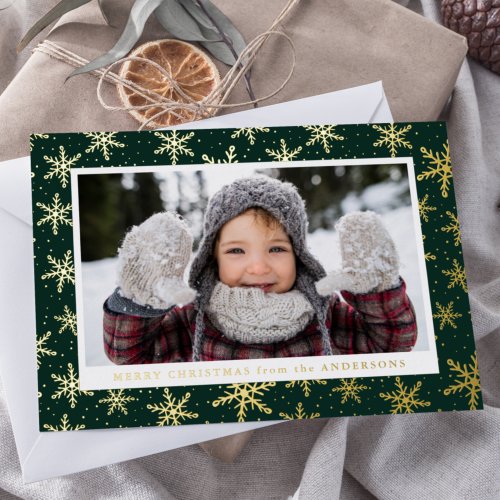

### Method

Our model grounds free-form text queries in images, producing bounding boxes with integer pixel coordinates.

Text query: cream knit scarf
[206,282,315,344]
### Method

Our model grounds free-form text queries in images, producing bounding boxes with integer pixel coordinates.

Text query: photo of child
[102,173,418,364]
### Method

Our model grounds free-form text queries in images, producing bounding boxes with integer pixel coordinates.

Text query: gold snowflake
[147,388,199,426]
[54,305,77,335]
[331,378,369,404]
[444,353,481,410]
[51,363,94,409]
[379,377,431,414]
[417,142,453,198]
[43,146,81,188]
[202,145,238,164]
[30,133,49,151]
[285,379,327,397]
[43,414,85,432]
[442,259,468,293]
[99,389,136,415]
[84,132,125,160]
[422,234,436,261]
[372,124,412,157]
[441,210,461,246]
[230,127,270,145]
[279,402,320,420]
[418,194,437,223]
[433,301,462,330]
[153,131,195,164]
[304,125,344,153]
[212,382,276,422]
[41,250,75,293]
[36,193,72,235]
[36,331,56,369]
[265,139,302,161]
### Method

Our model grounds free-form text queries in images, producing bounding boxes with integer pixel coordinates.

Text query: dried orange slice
[117,39,220,128]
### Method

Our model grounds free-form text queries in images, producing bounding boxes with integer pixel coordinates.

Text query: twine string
[95,30,295,128]
[34,0,300,129]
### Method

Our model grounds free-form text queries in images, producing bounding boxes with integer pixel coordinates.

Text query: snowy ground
[81,205,431,367]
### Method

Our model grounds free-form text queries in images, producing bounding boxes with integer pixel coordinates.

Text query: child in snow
[103,175,417,364]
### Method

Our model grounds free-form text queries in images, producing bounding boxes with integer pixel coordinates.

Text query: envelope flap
[175,81,388,130]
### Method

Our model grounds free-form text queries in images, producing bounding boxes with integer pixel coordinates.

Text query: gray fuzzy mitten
[316,211,400,295]
[117,212,196,309]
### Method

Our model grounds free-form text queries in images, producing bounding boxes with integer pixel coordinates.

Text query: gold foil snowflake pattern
[30,133,49,151]
[147,388,199,426]
[372,124,412,157]
[43,414,85,432]
[418,194,437,222]
[41,250,75,293]
[444,354,481,410]
[43,146,81,188]
[212,382,276,422]
[379,377,431,414]
[153,131,195,164]
[99,389,136,415]
[84,132,125,160]
[279,402,320,420]
[36,193,72,235]
[442,259,468,293]
[54,305,77,335]
[417,142,452,198]
[285,379,327,397]
[265,139,302,161]
[230,127,270,145]
[51,363,94,409]
[202,145,238,163]
[441,210,461,246]
[332,378,369,404]
[304,125,345,154]
[36,331,56,369]
[433,301,462,330]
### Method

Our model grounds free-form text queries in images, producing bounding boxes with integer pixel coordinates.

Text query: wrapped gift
[0,0,467,161]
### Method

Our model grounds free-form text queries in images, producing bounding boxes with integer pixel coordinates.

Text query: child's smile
[215,210,296,293]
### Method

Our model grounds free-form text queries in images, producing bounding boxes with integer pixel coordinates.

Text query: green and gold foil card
[31,122,481,431]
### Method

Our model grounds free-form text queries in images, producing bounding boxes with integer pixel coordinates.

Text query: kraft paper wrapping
[0,0,467,162]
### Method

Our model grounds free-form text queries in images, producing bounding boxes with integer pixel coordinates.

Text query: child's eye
[270,247,286,253]
[226,248,244,254]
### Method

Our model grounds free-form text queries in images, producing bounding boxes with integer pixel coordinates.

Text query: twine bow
[34,0,300,130]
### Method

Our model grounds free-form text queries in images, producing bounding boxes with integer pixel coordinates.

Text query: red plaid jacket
[103,280,417,364]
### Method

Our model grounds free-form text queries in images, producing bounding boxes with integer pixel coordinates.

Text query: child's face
[215,211,296,293]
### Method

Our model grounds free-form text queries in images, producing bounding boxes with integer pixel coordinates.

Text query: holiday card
[31,122,481,431]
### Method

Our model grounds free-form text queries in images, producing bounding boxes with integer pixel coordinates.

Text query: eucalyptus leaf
[199,40,238,65]
[17,0,92,52]
[178,0,216,31]
[154,0,219,42]
[97,0,111,26]
[194,0,246,55]
[68,0,164,79]
[181,0,247,65]
[172,0,237,65]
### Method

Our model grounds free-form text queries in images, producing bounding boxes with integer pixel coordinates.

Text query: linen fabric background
[0,0,499,498]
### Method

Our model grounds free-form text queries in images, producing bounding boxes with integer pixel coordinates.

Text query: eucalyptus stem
[194,0,257,106]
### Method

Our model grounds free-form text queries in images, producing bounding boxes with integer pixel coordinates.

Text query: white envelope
[0,81,392,482]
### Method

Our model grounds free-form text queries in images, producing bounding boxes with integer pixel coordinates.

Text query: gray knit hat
[188,174,334,360]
